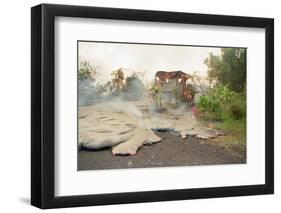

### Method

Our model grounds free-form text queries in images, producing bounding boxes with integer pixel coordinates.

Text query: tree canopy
[111,68,125,92]
[79,61,99,81]
[204,48,246,92]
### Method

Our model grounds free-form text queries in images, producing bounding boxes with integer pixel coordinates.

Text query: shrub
[225,92,246,120]
[231,105,243,120]
[197,85,246,121]
[197,95,222,120]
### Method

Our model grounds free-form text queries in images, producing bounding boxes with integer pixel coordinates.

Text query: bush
[224,92,246,120]
[197,85,246,121]
[231,105,243,119]
[197,95,222,120]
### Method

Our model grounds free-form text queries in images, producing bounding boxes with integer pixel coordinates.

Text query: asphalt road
[78,131,245,170]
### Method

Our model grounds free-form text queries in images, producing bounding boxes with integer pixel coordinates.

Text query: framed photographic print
[31,3,274,209]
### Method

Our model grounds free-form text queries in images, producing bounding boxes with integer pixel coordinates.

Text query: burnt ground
[78,131,246,170]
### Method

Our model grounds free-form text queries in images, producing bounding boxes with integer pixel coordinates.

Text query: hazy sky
[78,41,221,84]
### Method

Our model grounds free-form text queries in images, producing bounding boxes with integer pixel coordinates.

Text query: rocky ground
[78,100,246,170]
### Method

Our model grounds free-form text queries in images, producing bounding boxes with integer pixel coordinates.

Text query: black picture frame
[31,3,274,209]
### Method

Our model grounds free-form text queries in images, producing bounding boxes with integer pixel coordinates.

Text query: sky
[78,41,221,84]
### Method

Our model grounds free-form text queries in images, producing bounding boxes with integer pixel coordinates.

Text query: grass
[205,118,246,158]
[196,88,246,158]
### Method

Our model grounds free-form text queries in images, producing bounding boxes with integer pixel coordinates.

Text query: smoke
[79,79,100,106]
[123,77,145,101]
[79,76,146,107]
[102,98,143,119]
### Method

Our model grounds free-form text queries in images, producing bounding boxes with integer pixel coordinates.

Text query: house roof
[155,71,191,79]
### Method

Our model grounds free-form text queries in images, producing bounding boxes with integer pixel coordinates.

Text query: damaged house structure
[155,71,194,103]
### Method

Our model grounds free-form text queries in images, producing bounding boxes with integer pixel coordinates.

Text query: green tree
[111,68,125,93]
[204,48,246,92]
[150,84,162,108]
[78,61,100,106]
[78,61,98,81]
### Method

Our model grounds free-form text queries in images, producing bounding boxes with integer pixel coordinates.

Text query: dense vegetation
[204,48,246,92]
[197,48,246,120]
[197,85,246,121]
[197,48,247,156]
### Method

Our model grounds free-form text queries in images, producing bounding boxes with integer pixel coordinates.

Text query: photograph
[29,2,274,209]
[78,41,247,170]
